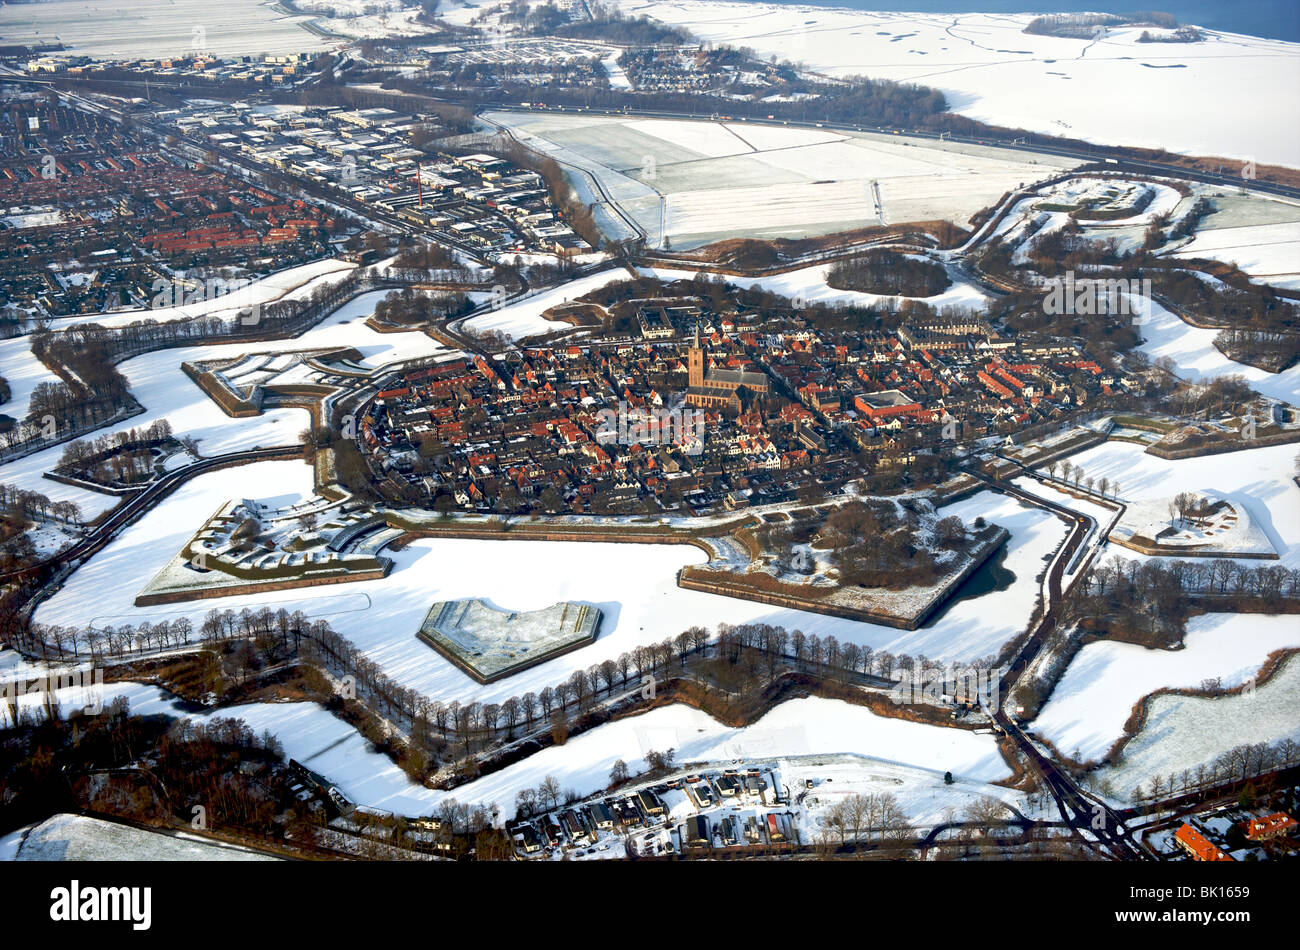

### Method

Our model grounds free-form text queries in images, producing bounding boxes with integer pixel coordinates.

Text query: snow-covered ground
[1109,492,1276,557]
[0,288,451,520]
[602,51,633,91]
[1058,440,1300,570]
[0,675,188,729]
[487,111,1076,250]
[1096,653,1300,803]
[785,753,1032,830]
[1171,220,1300,288]
[430,696,1014,823]
[32,460,1064,708]
[0,0,335,58]
[458,267,628,341]
[1002,391,1300,779]
[1132,294,1300,404]
[639,261,991,311]
[594,4,1300,168]
[0,666,1018,826]
[0,258,356,428]
[11,813,280,861]
[1021,439,1300,772]
[0,825,29,861]
[52,258,357,332]
[201,695,1012,822]
[1032,612,1300,763]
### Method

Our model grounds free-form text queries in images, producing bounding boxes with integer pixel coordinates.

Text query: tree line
[1129,736,1300,805]
[827,248,951,298]
[57,418,177,485]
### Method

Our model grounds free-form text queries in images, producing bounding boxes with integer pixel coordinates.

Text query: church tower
[688,323,705,389]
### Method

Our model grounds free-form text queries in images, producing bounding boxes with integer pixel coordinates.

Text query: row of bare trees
[816,791,915,850]
[0,482,82,525]
[1044,459,1119,499]
[1083,554,1300,601]
[1131,737,1300,804]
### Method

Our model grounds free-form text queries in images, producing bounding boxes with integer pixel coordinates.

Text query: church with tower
[685,325,769,411]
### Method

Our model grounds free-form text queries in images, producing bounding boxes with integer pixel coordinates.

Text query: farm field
[487,111,1077,249]
[0,0,331,58]
[1032,612,1300,764]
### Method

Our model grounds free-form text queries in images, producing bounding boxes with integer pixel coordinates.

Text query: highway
[15,63,1299,199]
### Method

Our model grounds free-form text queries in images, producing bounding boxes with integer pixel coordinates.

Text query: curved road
[1,445,303,586]
[972,466,1150,860]
[477,104,1300,202]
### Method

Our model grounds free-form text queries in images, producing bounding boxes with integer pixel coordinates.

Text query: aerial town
[0,0,1294,924]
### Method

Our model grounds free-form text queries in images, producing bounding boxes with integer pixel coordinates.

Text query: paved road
[968,467,1151,860]
[1000,715,1150,861]
[970,469,1093,685]
[1,445,302,585]
[476,104,1300,201]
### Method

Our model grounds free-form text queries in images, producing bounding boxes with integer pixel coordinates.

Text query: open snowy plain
[569,3,1300,167]
[488,110,1077,249]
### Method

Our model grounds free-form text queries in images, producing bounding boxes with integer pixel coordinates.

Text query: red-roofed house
[1174,823,1233,862]
[1241,813,1297,842]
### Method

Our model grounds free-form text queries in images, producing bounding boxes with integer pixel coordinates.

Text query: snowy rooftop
[417,598,601,683]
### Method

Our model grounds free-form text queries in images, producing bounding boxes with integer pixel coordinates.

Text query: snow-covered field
[784,752,1031,829]
[639,262,991,311]
[1022,439,1300,772]
[1109,492,1276,558]
[0,258,356,427]
[0,668,1017,825]
[1171,220,1300,288]
[0,674,189,729]
[1097,653,1300,803]
[422,696,1014,823]
[11,813,280,861]
[592,4,1300,168]
[32,456,1062,708]
[0,288,450,520]
[53,258,357,332]
[457,267,627,340]
[487,111,1076,249]
[1059,440,1300,570]
[0,0,333,58]
[996,366,1300,781]
[194,695,1013,822]
[1031,612,1300,763]
[1133,295,1300,404]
